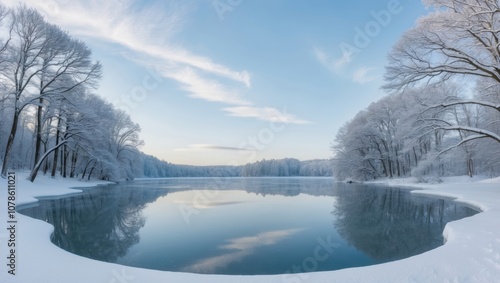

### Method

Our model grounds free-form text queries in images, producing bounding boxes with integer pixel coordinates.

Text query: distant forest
[141,155,333,178]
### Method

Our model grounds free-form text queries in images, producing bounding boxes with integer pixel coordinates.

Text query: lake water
[19,177,478,275]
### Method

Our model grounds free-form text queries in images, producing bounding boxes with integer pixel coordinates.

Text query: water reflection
[19,178,478,275]
[21,185,169,262]
[332,184,477,261]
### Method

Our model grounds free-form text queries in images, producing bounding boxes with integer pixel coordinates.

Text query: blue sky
[6,0,427,165]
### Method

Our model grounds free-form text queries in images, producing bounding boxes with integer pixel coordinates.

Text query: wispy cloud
[163,67,251,106]
[174,144,255,152]
[223,106,310,124]
[314,46,378,84]
[313,47,354,74]
[6,0,310,123]
[352,67,379,84]
[7,0,251,94]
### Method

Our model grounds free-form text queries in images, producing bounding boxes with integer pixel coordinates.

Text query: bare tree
[0,4,13,159]
[33,24,101,168]
[384,0,500,163]
[386,0,500,89]
[0,6,46,178]
[0,6,101,177]
[109,110,144,180]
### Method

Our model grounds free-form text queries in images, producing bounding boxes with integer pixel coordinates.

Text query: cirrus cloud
[223,106,311,124]
[352,67,379,84]
[174,144,255,152]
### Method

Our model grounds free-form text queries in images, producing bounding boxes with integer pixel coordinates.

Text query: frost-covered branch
[425,99,500,112]
[437,134,489,157]
[439,125,500,142]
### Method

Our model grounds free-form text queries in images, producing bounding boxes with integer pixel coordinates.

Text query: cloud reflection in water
[183,228,304,273]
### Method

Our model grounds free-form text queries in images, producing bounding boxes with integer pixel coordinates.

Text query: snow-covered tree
[331,83,489,181]
[384,0,500,174]
[386,0,500,89]
[106,110,143,180]
[0,5,101,177]
[0,4,149,182]
[32,23,101,169]
[0,6,46,177]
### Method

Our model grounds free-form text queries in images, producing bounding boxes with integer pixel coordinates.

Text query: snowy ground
[1,173,499,283]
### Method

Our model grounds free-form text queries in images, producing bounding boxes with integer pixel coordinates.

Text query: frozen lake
[19,177,477,275]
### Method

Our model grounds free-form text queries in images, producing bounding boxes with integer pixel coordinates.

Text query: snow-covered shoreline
[1,173,499,283]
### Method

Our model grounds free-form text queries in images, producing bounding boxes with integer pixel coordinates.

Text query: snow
[1,173,500,283]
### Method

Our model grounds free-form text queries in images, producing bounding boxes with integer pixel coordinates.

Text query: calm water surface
[19,178,478,275]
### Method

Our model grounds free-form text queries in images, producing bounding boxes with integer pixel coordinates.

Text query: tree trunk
[396,151,401,177]
[88,166,96,181]
[387,159,393,178]
[42,117,52,175]
[1,110,20,178]
[42,143,49,174]
[51,116,62,177]
[413,147,418,167]
[468,158,474,178]
[33,97,44,168]
[69,150,77,178]
[81,160,90,180]
[62,144,68,178]
[28,140,68,182]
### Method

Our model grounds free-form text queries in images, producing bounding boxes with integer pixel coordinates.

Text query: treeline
[142,154,240,178]
[141,155,334,178]
[0,4,143,182]
[332,84,500,181]
[241,158,333,177]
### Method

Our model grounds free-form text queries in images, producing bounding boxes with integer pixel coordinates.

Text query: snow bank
[1,173,500,283]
